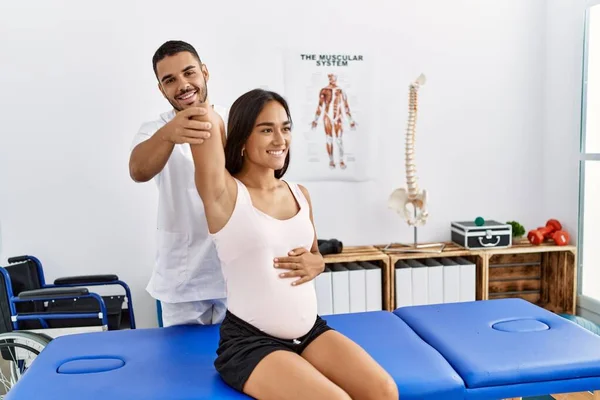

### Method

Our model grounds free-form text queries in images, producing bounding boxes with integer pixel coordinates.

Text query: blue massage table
[6,298,600,399]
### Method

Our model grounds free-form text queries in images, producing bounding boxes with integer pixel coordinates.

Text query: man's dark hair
[152,40,201,77]
[225,89,292,179]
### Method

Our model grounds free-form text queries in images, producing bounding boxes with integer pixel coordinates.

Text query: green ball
[475,217,485,226]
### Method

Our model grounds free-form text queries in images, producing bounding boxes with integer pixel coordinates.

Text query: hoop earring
[241,148,245,157]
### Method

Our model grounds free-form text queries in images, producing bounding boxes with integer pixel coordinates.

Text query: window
[580,163,600,300]
[579,4,600,303]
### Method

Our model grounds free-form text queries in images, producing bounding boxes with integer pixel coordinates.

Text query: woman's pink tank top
[210,178,318,339]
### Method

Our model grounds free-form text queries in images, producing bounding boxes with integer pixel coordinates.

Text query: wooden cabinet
[482,241,577,314]
[320,241,576,314]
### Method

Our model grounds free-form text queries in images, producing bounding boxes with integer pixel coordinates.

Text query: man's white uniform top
[131,106,227,303]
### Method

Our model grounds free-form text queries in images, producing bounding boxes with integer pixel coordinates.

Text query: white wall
[543,0,586,240]
[0,0,551,328]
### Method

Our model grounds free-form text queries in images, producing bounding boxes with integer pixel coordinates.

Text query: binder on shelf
[439,257,461,304]
[395,260,413,307]
[455,257,476,301]
[346,262,366,313]
[330,263,350,314]
[406,259,428,306]
[314,266,333,315]
[423,258,444,305]
[362,261,383,311]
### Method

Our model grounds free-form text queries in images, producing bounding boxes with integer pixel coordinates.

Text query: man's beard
[170,79,208,111]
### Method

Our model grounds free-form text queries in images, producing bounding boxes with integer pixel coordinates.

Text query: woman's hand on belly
[273,247,325,286]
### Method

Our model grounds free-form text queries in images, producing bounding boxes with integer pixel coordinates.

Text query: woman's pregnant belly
[224,247,319,340]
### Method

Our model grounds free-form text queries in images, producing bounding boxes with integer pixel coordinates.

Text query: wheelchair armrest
[54,274,119,285]
[18,287,89,300]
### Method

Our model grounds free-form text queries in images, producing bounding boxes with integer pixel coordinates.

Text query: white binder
[439,257,461,304]
[346,262,366,313]
[423,258,444,305]
[407,259,428,306]
[455,257,476,301]
[330,263,350,314]
[362,261,383,311]
[395,260,413,307]
[315,266,333,315]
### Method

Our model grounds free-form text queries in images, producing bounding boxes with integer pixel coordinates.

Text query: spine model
[406,75,422,200]
[388,74,429,227]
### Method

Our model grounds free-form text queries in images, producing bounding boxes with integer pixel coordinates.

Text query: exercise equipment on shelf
[527,219,570,246]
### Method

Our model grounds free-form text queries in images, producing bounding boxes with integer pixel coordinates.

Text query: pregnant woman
[190,88,397,400]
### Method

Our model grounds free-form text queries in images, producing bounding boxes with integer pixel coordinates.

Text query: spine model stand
[386,74,444,253]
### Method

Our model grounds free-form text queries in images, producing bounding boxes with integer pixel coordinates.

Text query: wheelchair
[0,255,137,394]
[0,254,136,335]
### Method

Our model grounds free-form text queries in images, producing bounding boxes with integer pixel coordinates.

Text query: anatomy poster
[282,51,375,182]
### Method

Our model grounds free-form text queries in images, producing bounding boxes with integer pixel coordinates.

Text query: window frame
[577,2,600,323]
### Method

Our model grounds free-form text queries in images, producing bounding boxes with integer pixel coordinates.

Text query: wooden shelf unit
[379,242,484,311]
[322,246,392,311]
[377,241,577,314]
[481,240,577,315]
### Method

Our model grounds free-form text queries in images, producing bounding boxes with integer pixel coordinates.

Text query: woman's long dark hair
[225,89,292,179]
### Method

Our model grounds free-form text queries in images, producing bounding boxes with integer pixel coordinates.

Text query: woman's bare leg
[243,350,351,400]
[301,330,399,400]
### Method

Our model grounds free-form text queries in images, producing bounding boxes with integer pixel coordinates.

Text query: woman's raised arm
[189,104,236,233]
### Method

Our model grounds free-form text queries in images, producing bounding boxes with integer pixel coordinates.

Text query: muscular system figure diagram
[311,73,356,169]
[388,74,429,226]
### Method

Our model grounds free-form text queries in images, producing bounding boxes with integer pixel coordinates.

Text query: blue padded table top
[7,323,247,400]
[394,298,600,390]
[7,311,465,400]
[324,311,464,399]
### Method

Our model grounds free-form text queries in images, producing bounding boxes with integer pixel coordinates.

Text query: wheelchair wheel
[0,331,52,398]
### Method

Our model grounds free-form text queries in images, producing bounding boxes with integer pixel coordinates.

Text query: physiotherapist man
[129,40,228,326]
